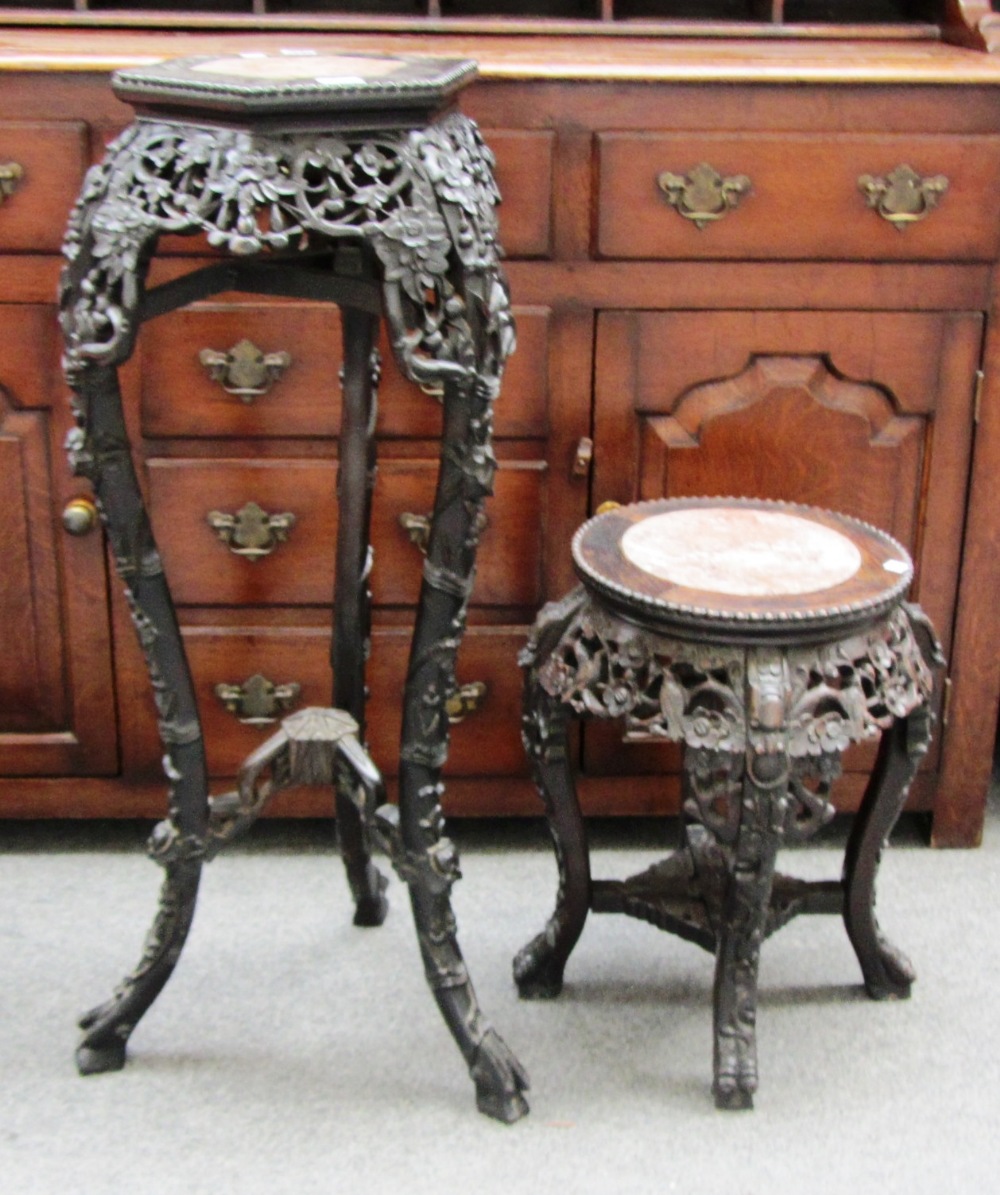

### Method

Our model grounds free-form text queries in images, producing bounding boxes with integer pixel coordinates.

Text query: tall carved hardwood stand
[516,497,941,1109]
[59,50,528,1122]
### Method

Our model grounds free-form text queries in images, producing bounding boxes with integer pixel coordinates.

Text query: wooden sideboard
[2,7,1000,845]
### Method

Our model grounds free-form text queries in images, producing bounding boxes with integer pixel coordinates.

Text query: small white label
[883,559,909,574]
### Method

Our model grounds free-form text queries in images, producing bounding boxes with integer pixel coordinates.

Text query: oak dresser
[2,1,999,845]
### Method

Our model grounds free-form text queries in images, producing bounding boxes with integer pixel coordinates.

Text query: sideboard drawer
[597,133,1000,262]
[147,457,546,609]
[0,121,89,252]
[141,301,550,441]
[486,129,555,259]
[183,623,529,780]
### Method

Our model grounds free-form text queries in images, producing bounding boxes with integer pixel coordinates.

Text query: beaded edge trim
[112,55,478,111]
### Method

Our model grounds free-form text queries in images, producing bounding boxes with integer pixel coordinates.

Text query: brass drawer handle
[207,501,296,561]
[215,674,301,725]
[399,510,489,555]
[0,161,23,203]
[656,163,751,230]
[446,681,488,725]
[199,338,291,402]
[857,165,949,230]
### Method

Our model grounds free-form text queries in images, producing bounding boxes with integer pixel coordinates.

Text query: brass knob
[62,496,98,536]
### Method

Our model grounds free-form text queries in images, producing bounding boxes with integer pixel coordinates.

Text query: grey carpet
[2,794,998,1194]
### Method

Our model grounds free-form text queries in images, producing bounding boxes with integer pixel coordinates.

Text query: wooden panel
[182,623,530,781]
[141,301,549,440]
[0,408,64,731]
[146,456,547,608]
[486,129,555,258]
[597,133,1000,261]
[0,309,117,777]
[0,121,88,251]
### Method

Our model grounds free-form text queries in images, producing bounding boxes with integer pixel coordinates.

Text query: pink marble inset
[619,507,863,597]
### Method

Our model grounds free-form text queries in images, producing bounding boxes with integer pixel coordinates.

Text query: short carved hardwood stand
[515,497,941,1109]
[59,50,528,1122]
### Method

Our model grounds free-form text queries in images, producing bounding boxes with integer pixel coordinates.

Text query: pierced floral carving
[60,112,513,394]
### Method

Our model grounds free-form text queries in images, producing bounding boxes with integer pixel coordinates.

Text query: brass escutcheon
[215,674,302,725]
[199,338,291,402]
[857,165,949,230]
[656,162,751,230]
[207,501,296,561]
[0,162,23,202]
[445,681,488,724]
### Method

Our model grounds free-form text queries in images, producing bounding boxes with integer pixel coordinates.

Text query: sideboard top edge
[0,29,999,86]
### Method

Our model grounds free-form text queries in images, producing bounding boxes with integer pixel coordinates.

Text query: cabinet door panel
[589,308,980,782]
[0,307,117,777]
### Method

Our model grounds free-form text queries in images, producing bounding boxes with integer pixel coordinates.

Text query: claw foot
[863,939,915,1000]
[470,1028,530,1123]
[76,1038,128,1075]
[352,865,390,927]
[513,932,565,999]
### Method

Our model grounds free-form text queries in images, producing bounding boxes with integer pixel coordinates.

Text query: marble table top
[619,506,868,597]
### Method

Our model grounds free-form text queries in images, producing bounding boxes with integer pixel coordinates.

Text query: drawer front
[486,129,554,259]
[597,133,1000,261]
[141,301,549,441]
[147,457,546,609]
[0,122,89,252]
[183,624,529,780]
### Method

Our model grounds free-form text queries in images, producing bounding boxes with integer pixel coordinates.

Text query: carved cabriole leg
[332,304,388,927]
[70,365,208,1075]
[842,711,927,1000]
[842,603,940,1000]
[395,368,528,1124]
[514,588,592,999]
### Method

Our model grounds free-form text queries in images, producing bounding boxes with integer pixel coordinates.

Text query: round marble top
[620,507,865,597]
[572,498,915,641]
